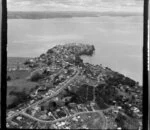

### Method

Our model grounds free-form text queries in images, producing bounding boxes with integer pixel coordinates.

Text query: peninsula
[7,43,142,129]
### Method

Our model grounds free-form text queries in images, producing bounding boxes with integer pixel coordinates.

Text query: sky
[7,0,143,12]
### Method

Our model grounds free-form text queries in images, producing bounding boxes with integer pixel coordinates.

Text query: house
[30,100,34,104]
[82,125,88,129]
[72,116,78,121]
[34,106,40,111]
[117,106,122,110]
[114,110,119,114]
[29,59,35,63]
[51,124,58,129]
[48,112,52,116]
[62,96,72,102]
[16,116,22,121]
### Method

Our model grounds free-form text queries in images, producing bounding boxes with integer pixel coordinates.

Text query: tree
[7,76,11,81]
[29,70,43,81]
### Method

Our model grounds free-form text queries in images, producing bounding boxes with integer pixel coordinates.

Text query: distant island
[8,11,142,19]
[7,43,142,129]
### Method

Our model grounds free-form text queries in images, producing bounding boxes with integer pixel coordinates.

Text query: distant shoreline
[8,11,143,19]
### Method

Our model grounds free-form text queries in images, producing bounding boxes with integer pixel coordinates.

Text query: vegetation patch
[7,79,38,109]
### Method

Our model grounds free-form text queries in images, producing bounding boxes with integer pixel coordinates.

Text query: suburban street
[7,68,80,121]
[20,106,110,129]
[7,66,115,129]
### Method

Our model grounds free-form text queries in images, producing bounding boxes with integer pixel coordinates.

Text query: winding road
[21,107,110,129]
[7,68,80,121]
[7,67,113,129]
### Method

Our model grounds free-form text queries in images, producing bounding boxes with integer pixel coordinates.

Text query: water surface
[8,16,143,84]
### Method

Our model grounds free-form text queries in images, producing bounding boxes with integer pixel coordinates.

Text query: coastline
[7,43,140,84]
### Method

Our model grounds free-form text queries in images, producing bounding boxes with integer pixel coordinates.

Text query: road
[7,68,80,121]
[20,106,114,129]
[7,66,114,129]
[21,110,105,124]
[21,109,108,129]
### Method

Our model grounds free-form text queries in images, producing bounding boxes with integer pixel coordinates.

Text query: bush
[29,70,43,81]
[47,61,52,66]
[40,53,45,58]
[115,113,139,129]
[47,49,54,54]
[8,90,31,109]
[7,76,11,81]
[24,60,31,65]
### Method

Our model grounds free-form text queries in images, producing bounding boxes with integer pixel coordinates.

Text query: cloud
[7,0,143,12]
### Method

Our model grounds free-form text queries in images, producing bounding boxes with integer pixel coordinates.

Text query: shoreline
[7,43,141,85]
[7,10,143,20]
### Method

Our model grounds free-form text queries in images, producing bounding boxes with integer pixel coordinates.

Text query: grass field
[7,57,30,68]
[79,112,105,129]
[7,57,38,108]
[7,70,30,80]
[65,112,105,129]
[7,79,39,108]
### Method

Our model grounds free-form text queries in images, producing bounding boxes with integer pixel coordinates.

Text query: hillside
[7,43,142,129]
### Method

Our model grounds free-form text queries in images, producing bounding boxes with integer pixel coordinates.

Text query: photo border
[1,0,149,129]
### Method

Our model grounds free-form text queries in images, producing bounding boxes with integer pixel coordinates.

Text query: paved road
[7,67,114,129]
[7,68,79,121]
[20,106,114,129]
[21,110,105,124]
